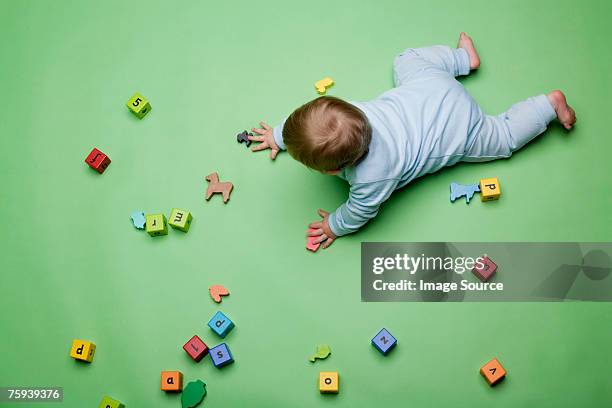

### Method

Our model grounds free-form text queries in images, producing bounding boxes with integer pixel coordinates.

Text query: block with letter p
[479,177,501,201]
[126,92,151,119]
[70,339,96,363]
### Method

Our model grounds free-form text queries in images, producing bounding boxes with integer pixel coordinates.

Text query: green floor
[1,0,611,406]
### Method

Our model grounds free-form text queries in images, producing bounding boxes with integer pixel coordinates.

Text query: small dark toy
[237,130,253,147]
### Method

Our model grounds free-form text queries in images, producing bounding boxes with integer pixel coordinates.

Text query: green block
[126,92,151,119]
[168,208,193,232]
[145,214,168,237]
[99,396,124,408]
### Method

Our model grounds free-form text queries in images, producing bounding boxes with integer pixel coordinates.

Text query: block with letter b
[70,339,96,363]
[126,92,151,119]
[169,208,193,232]
[146,214,168,237]
[479,177,501,201]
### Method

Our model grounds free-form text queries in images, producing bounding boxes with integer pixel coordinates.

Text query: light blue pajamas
[273,46,557,236]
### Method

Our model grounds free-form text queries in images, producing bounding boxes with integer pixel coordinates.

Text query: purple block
[371,328,397,355]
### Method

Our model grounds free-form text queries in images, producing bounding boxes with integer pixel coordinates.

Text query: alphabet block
[85,148,111,174]
[183,335,208,362]
[98,397,125,408]
[480,358,506,386]
[207,311,234,338]
[168,208,193,232]
[319,372,339,394]
[70,339,96,363]
[371,328,397,355]
[479,177,501,201]
[126,92,151,119]
[472,255,498,282]
[161,370,183,392]
[99,396,124,408]
[210,343,234,368]
[145,214,168,237]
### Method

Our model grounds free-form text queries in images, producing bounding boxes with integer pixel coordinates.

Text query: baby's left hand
[308,209,337,249]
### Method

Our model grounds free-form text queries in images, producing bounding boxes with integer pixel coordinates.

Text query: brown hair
[282,96,371,172]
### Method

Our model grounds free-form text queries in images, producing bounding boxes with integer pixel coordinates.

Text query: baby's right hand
[250,121,280,160]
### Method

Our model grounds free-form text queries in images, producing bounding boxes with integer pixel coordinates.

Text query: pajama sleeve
[393,46,471,86]
[327,178,400,236]
[272,119,287,150]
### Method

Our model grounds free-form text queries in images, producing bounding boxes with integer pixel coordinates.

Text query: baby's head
[283,96,371,174]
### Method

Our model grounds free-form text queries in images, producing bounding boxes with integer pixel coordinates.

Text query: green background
[1,0,611,406]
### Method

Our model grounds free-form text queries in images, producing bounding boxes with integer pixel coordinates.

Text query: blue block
[207,311,234,338]
[130,211,146,229]
[371,328,397,355]
[210,343,234,368]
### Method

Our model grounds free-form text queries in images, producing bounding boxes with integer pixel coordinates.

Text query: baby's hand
[308,209,337,249]
[250,121,280,160]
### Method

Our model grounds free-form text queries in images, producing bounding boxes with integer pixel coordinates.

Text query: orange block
[480,358,506,386]
[161,370,183,392]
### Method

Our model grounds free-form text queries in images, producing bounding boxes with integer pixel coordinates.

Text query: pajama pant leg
[463,95,557,161]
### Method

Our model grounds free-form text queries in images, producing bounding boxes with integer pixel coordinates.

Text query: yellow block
[70,339,96,363]
[319,371,339,394]
[479,177,501,201]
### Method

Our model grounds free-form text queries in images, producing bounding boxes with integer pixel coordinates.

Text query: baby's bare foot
[457,32,480,70]
[547,90,576,130]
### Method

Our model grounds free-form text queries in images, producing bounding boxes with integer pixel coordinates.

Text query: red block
[183,335,208,362]
[472,255,498,282]
[85,148,111,174]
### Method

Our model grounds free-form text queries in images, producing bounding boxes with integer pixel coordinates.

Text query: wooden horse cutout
[205,172,234,203]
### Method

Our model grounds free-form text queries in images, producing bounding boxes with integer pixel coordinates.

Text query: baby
[249,33,576,249]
